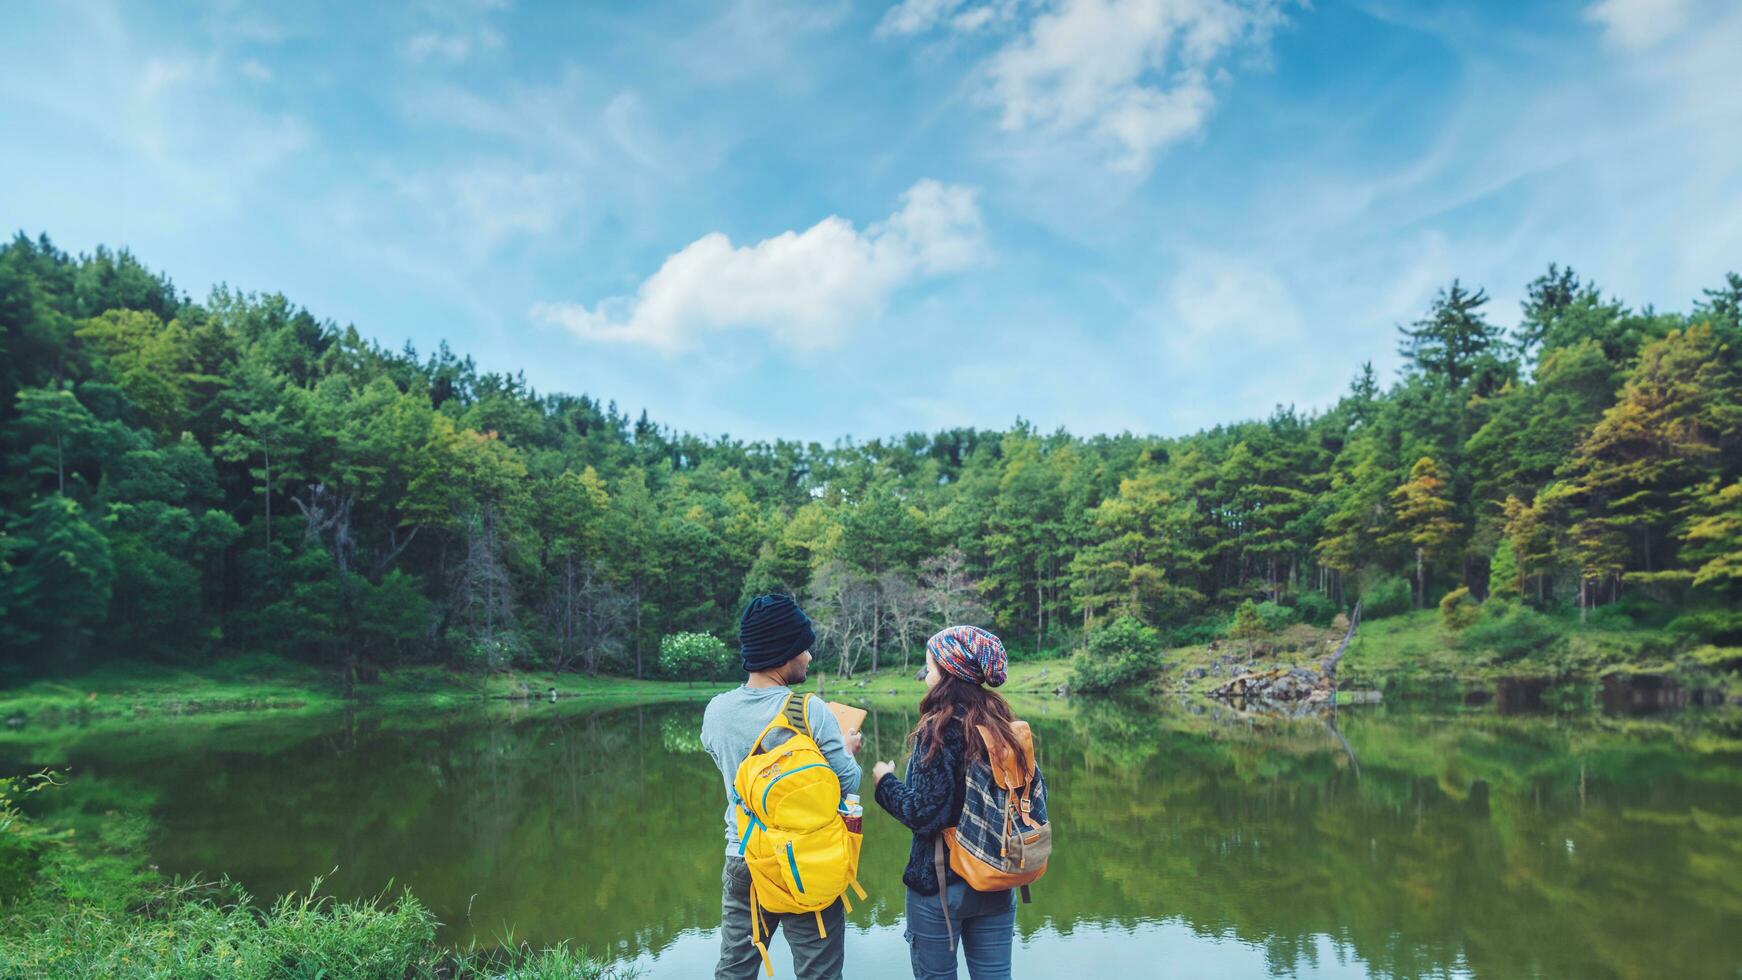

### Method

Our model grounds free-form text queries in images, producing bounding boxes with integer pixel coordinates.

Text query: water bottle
[843,793,862,834]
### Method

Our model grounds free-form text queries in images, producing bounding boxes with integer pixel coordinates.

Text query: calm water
[6,695,1741,979]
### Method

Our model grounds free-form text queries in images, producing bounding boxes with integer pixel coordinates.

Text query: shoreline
[3,611,1735,739]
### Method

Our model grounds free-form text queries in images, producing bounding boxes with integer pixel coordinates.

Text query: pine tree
[1560,324,1740,603]
[1398,280,1504,389]
[1385,457,1462,607]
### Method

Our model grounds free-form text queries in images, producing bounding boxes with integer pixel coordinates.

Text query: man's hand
[872,760,895,785]
[844,728,863,756]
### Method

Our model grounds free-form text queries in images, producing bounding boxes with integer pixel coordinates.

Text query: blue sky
[3,0,1739,442]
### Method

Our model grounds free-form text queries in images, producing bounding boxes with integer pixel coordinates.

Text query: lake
[6,693,1740,979]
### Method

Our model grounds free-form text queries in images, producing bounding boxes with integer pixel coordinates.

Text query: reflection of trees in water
[1040,700,1742,979]
[32,700,1742,976]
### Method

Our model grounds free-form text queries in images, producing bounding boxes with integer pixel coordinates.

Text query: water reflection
[5,697,1739,978]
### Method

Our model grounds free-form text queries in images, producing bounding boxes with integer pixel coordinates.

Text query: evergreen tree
[1384,457,1462,608]
[1397,280,1505,390]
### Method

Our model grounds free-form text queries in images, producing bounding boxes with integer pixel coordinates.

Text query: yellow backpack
[732,692,867,976]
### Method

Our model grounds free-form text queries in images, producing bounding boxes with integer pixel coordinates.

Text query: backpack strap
[749,691,808,755]
[782,691,811,736]
[748,879,773,977]
[933,837,956,951]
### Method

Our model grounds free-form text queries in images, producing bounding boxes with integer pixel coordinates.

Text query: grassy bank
[0,655,712,734]
[3,610,1734,741]
[0,768,629,979]
[1339,608,1741,700]
[828,612,1739,708]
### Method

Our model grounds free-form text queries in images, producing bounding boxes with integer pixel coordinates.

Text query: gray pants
[717,855,845,980]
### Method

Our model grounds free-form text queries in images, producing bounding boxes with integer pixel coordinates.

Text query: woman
[871,625,1039,980]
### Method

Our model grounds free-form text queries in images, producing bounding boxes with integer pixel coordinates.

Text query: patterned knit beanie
[926,625,1008,687]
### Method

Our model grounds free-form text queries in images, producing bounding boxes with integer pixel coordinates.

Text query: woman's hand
[872,760,896,785]
[844,729,863,755]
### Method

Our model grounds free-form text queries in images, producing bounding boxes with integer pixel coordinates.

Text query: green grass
[0,654,342,726]
[797,656,1077,717]
[0,773,631,980]
[0,655,718,739]
[1339,607,1740,699]
[0,878,629,979]
[4,608,1733,741]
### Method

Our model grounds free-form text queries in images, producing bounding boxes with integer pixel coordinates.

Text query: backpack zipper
[760,763,828,813]
[786,841,805,893]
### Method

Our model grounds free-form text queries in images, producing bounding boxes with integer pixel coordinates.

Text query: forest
[2,232,1739,684]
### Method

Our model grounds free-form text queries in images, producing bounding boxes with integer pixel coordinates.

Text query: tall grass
[0,876,629,978]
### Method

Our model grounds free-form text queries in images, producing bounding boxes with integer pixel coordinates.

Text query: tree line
[2,233,1738,682]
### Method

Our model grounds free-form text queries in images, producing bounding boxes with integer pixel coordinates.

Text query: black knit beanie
[738,594,815,673]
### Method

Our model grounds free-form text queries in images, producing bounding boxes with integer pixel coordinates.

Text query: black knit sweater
[872,720,968,896]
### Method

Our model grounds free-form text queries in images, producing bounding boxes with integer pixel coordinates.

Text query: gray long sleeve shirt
[701,685,862,855]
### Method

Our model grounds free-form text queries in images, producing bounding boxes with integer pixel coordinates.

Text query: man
[702,594,863,980]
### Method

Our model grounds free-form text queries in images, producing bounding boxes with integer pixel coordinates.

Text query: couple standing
[702,594,1047,980]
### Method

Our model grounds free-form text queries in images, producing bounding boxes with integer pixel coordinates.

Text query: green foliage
[657,632,736,680]
[1164,616,1228,647]
[0,771,59,907]
[1666,608,1742,645]
[0,835,40,908]
[1439,586,1479,632]
[1362,576,1413,620]
[1254,600,1297,631]
[1540,680,1596,713]
[1459,598,1567,661]
[0,882,438,979]
[0,496,114,659]
[1488,538,1521,598]
[1291,589,1337,627]
[1228,600,1262,637]
[1071,616,1165,693]
[0,770,622,979]
[1396,279,1506,391]
[0,234,1736,683]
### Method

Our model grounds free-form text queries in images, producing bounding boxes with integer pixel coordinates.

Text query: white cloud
[886,0,1291,173]
[404,28,503,63]
[880,0,971,36]
[987,0,1287,172]
[1584,0,1691,49]
[1160,253,1301,362]
[878,0,1021,36]
[532,180,985,352]
[387,163,578,258]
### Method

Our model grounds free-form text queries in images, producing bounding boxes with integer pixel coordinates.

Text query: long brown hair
[911,665,1023,767]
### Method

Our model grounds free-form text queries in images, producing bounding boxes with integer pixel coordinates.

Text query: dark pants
[905,881,1016,979]
[717,855,845,980]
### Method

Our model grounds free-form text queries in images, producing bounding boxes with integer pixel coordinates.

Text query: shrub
[1588,593,1679,630]
[1292,589,1337,627]
[0,770,57,908]
[1439,586,1479,632]
[1165,616,1226,647]
[1488,539,1521,598]
[658,632,737,680]
[1459,599,1567,661]
[1254,600,1297,631]
[1666,608,1742,645]
[1229,600,1266,653]
[1071,616,1165,694]
[1361,576,1413,619]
